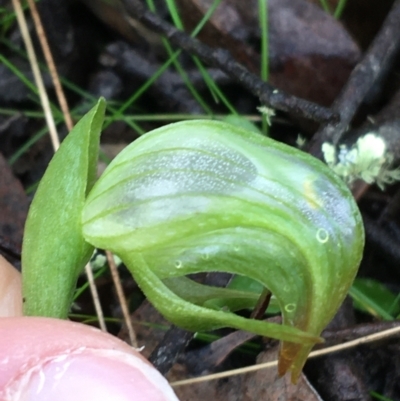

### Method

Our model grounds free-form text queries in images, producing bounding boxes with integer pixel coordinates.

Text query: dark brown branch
[149,325,193,375]
[308,0,400,158]
[120,0,338,124]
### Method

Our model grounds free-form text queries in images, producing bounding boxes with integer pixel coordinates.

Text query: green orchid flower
[22,100,364,382]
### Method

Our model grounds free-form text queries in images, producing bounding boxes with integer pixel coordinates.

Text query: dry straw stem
[84,260,107,332]
[170,325,400,387]
[26,0,74,131]
[11,0,59,150]
[106,250,138,347]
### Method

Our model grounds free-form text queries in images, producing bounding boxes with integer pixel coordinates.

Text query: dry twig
[106,250,138,347]
[26,0,74,131]
[11,0,59,150]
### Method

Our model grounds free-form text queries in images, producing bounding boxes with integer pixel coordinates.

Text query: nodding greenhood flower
[322,133,400,189]
[22,100,365,383]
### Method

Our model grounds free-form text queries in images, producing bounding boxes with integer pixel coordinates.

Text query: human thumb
[0,256,179,400]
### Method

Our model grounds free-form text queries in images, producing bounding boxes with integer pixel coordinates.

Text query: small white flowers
[257,106,275,126]
[322,133,400,190]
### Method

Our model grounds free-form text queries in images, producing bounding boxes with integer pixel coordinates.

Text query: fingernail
[5,348,179,401]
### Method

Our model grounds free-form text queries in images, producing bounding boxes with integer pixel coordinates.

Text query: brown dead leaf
[267,0,360,106]
[81,0,163,49]
[169,347,324,401]
[183,317,281,376]
[307,0,394,49]
[243,349,324,401]
[183,328,259,376]
[175,0,260,73]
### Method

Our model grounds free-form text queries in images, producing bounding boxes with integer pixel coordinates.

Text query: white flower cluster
[322,133,400,190]
[257,106,275,126]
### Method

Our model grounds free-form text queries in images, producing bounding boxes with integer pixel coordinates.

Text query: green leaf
[82,119,364,381]
[22,99,106,318]
[350,278,399,320]
[370,391,395,401]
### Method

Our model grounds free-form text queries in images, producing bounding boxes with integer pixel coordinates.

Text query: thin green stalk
[102,53,180,128]
[0,56,74,164]
[25,181,39,195]
[162,36,213,114]
[0,108,257,122]
[388,292,400,315]
[349,286,394,321]
[106,113,256,121]
[8,113,61,164]
[59,77,145,135]
[259,0,269,84]
[147,0,212,114]
[0,48,73,125]
[1,38,145,135]
[103,1,225,128]
[319,0,331,13]
[183,0,235,110]
[164,0,183,29]
[370,391,395,401]
[192,56,237,114]
[105,0,236,127]
[0,107,43,118]
[334,0,347,18]
[160,0,237,114]
[0,0,36,32]
[191,0,222,37]
[73,266,107,301]
[69,315,124,325]
[8,127,46,164]
[1,54,38,98]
